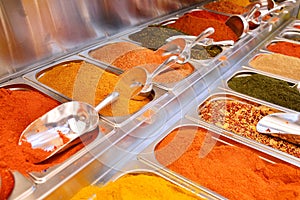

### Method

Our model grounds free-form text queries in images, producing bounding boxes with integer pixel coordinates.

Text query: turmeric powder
[71,173,204,200]
[38,61,150,117]
[224,0,251,7]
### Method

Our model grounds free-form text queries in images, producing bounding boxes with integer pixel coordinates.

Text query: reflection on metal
[0,0,203,82]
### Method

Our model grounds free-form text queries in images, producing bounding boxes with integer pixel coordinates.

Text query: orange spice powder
[155,126,300,200]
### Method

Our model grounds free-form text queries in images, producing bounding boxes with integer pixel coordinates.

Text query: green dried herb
[228,73,300,112]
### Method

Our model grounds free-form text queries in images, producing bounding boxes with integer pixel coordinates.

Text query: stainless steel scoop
[256,112,300,145]
[225,4,261,38]
[18,91,119,163]
[176,27,215,64]
[127,55,179,101]
[250,1,296,28]
[267,0,295,10]
[128,28,216,101]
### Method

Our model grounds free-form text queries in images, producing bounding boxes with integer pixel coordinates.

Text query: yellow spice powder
[38,61,150,117]
[70,174,204,200]
[223,0,251,7]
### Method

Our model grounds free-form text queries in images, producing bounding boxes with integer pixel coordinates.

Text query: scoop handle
[94,92,119,112]
[151,55,179,78]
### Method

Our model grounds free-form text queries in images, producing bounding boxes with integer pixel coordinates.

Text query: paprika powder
[155,126,300,200]
[166,13,238,42]
[266,41,300,58]
[0,88,91,175]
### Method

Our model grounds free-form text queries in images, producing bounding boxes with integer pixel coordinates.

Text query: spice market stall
[0,0,300,199]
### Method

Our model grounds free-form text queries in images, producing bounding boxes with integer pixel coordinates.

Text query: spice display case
[1,0,300,199]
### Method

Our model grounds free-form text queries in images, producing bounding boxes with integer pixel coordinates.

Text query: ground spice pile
[88,42,145,65]
[71,173,204,200]
[249,53,300,81]
[204,0,249,15]
[38,61,150,116]
[155,126,300,200]
[166,13,238,42]
[0,88,86,174]
[111,48,194,84]
[267,41,300,58]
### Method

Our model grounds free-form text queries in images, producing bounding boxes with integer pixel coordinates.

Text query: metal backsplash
[0,0,203,82]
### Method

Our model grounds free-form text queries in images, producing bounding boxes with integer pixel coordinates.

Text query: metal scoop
[166,36,234,47]
[18,91,119,163]
[250,0,296,28]
[256,112,300,145]
[178,27,215,63]
[267,0,295,9]
[225,4,261,38]
[127,55,179,101]
[129,28,215,100]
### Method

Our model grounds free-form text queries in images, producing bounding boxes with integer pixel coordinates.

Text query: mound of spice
[198,98,300,158]
[294,25,300,29]
[38,61,150,116]
[204,0,249,15]
[249,53,300,81]
[0,88,86,175]
[111,48,194,84]
[166,13,238,42]
[266,41,300,58]
[71,173,203,200]
[228,73,300,112]
[188,10,229,22]
[0,169,14,200]
[88,42,145,64]
[128,26,185,51]
[155,126,300,200]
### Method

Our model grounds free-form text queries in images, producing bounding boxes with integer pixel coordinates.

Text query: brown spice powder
[249,53,300,81]
[89,42,145,64]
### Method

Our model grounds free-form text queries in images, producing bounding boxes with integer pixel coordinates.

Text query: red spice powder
[155,126,300,200]
[0,169,14,200]
[204,0,248,15]
[267,41,300,58]
[167,14,238,42]
[294,25,300,29]
[58,130,70,145]
[187,10,229,22]
[0,88,87,175]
